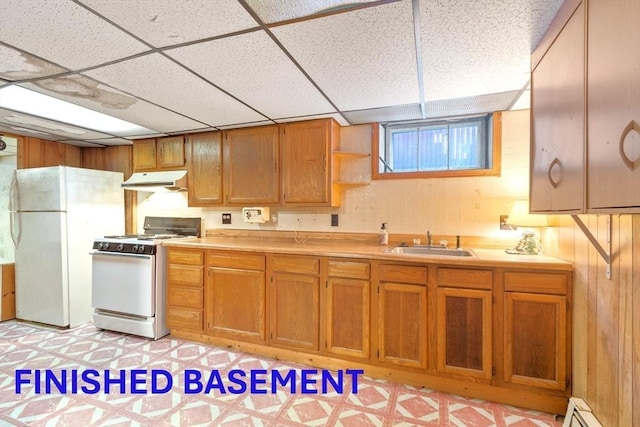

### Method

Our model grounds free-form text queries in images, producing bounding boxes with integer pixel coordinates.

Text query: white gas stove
[91,217,201,339]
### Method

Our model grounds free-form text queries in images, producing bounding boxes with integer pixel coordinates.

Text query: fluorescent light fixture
[0,85,156,136]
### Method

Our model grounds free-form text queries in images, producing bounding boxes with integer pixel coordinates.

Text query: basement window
[374,112,501,179]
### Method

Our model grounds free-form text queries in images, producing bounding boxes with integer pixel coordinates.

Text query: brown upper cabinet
[132,136,185,172]
[281,119,340,207]
[531,0,640,213]
[530,1,584,213]
[586,0,640,211]
[186,131,223,206]
[223,125,280,205]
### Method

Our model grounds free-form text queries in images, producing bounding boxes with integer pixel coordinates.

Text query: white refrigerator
[10,166,124,328]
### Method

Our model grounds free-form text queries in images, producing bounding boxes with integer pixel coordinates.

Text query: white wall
[0,155,17,263]
[137,110,531,240]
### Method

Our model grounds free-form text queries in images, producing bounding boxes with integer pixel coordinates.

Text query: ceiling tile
[272,1,419,111]
[79,0,258,48]
[166,31,335,119]
[83,53,267,128]
[20,75,207,135]
[0,46,68,81]
[245,0,379,24]
[2,0,149,70]
[217,121,276,130]
[419,0,563,101]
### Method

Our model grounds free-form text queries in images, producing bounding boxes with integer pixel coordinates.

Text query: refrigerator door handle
[9,171,22,247]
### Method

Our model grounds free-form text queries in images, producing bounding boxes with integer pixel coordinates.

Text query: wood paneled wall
[17,138,136,234]
[551,214,640,426]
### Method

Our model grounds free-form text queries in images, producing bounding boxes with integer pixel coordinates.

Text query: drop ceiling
[0,0,562,147]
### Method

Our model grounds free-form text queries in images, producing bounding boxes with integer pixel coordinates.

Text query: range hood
[121,170,187,192]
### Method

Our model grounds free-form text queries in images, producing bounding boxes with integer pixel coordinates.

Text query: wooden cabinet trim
[328,260,370,279]
[437,268,493,289]
[208,251,265,271]
[504,272,568,294]
[378,264,428,285]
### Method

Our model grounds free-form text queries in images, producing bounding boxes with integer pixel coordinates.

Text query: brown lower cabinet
[205,251,266,342]
[165,246,572,414]
[269,255,321,352]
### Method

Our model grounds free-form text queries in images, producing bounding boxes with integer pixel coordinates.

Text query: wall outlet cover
[222,213,232,224]
[331,214,339,227]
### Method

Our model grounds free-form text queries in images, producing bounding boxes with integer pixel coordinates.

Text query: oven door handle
[90,251,153,259]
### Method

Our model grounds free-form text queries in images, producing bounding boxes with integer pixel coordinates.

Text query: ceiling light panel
[0,46,68,81]
[271,1,419,112]
[78,0,258,48]
[83,53,267,127]
[2,0,149,70]
[419,0,563,102]
[166,31,335,119]
[20,75,206,134]
[0,108,127,141]
[422,91,520,118]
[245,0,380,24]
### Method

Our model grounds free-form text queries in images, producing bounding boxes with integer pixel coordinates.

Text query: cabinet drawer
[328,260,370,279]
[272,256,319,275]
[208,252,265,270]
[378,264,428,284]
[438,268,493,290]
[167,264,203,287]
[504,272,568,295]
[168,249,203,265]
[167,307,203,330]
[168,287,203,309]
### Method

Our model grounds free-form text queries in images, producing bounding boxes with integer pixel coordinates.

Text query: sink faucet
[426,231,432,246]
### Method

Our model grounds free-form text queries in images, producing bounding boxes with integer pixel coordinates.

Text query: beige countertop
[163,236,573,271]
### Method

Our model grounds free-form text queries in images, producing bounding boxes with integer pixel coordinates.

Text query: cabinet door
[587,0,640,209]
[437,288,492,380]
[270,272,320,351]
[530,2,584,212]
[378,282,427,369]
[504,292,567,390]
[157,136,185,169]
[223,125,279,204]
[187,132,222,206]
[132,139,157,171]
[281,120,331,205]
[326,277,370,359]
[206,267,266,342]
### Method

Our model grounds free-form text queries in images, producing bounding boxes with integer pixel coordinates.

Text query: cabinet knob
[619,120,640,171]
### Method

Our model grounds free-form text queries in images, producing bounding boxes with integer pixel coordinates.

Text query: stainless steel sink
[387,246,476,257]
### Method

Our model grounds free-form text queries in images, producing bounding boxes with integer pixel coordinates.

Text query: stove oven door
[91,251,156,317]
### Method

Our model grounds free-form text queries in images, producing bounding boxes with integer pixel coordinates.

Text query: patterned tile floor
[0,320,564,426]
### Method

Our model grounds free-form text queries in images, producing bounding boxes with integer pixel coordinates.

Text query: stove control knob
[138,245,146,253]
[101,242,109,250]
[132,245,138,253]
[117,244,124,252]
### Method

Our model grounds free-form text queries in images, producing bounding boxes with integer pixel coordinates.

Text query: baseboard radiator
[562,398,603,427]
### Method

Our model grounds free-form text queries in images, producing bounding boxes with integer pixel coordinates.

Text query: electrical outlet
[222,213,232,224]
[331,214,339,227]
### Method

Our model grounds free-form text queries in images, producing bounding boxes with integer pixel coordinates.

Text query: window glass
[376,113,498,179]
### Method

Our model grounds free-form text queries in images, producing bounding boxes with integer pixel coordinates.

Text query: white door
[15,212,69,327]
[91,252,156,317]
